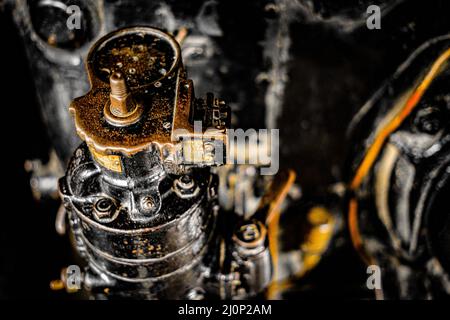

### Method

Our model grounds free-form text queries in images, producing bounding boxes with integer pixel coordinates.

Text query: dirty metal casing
[69,26,228,164]
[59,26,273,300]
[60,26,230,299]
[60,144,218,299]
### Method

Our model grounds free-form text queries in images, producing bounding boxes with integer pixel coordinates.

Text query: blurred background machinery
[0,0,449,299]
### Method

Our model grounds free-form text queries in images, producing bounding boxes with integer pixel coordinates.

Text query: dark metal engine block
[59,26,271,299]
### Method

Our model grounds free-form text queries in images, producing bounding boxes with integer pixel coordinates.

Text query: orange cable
[348,48,450,267]
[266,170,296,299]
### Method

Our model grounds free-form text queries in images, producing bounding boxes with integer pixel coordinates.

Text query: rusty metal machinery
[3,0,450,301]
[58,26,275,299]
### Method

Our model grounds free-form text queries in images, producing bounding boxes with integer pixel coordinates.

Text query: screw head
[239,223,260,242]
[141,196,155,211]
[233,220,266,250]
[173,175,199,199]
[178,175,195,189]
[93,197,115,221]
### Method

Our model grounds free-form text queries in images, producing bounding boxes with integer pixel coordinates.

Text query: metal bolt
[173,175,199,199]
[141,196,155,211]
[105,72,143,126]
[93,198,115,220]
[109,72,134,116]
[240,223,260,242]
[178,175,195,189]
[233,220,267,251]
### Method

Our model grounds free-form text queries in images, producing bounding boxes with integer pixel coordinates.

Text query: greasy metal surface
[70,25,229,165]
[60,141,219,297]
[91,29,180,87]
[70,27,181,155]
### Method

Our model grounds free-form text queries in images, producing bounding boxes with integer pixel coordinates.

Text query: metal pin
[109,72,134,116]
